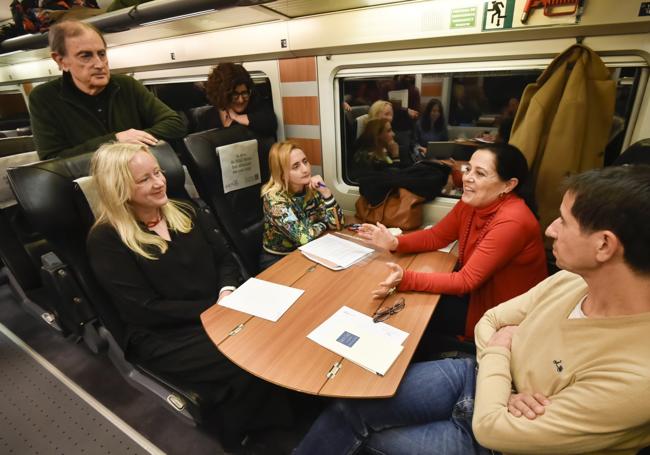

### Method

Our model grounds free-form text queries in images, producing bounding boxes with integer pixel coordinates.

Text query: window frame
[319,48,648,223]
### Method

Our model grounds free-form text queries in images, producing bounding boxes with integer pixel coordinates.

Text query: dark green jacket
[29,73,186,160]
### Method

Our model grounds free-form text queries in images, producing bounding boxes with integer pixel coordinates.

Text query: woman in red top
[358,143,547,339]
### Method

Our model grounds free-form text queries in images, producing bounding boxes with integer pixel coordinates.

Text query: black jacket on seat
[358,161,451,205]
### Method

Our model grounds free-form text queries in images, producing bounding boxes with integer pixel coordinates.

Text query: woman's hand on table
[372,262,404,298]
[357,222,398,251]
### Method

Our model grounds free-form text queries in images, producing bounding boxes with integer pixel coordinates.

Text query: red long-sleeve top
[396,193,548,338]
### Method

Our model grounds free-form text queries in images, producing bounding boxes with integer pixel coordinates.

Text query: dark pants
[130,325,293,449]
[414,293,473,361]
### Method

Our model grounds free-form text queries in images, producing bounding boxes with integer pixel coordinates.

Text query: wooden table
[201,244,456,398]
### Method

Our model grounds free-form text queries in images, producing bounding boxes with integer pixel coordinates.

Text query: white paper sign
[217,139,261,194]
[387,89,409,109]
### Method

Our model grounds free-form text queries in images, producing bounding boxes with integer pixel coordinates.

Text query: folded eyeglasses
[372,298,406,323]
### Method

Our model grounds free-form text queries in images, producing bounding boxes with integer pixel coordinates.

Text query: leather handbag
[355,188,424,230]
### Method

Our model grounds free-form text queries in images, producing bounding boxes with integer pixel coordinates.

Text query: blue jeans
[295,358,488,455]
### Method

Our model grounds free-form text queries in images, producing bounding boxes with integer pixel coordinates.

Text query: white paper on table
[307,306,408,376]
[299,234,373,270]
[218,278,303,322]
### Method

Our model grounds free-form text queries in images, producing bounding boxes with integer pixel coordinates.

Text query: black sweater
[196,97,278,138]
[87,208,242,347]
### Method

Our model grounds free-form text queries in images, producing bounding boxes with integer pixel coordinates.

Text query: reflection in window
[338,67,642,187]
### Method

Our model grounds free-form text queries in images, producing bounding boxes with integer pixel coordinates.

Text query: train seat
[0,136,35,158]
[0,151,59,330]
[343,105,369,150]
[7,151,105,347]
[9,142,209,425]
[186,105,214,133]
[612,137,650,166]
[183,126,274,276]
[355,113,368,139]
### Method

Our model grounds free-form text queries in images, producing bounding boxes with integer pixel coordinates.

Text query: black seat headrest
[184,125,272,190]
[0,136,36,158]
[613,138,650,166]
[7,141,186,236]
[183,126,274,274]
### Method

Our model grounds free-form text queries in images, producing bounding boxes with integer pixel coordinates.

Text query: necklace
[457,209,499,267]
[145,211,162,228]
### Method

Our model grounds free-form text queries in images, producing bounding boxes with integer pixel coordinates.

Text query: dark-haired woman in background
[198,62,277,137]
[358,143,547,339]
[415,98,449,148]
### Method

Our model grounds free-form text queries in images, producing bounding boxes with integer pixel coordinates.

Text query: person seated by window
[352,118,399,179]
[415,98,449,146]
[367,99,395,123]
[295,165,650,455]
[261,141,344,268]
[198,62,277,137]
[358,144,547,341]
[367,99,423,167]
[86,143,292,452]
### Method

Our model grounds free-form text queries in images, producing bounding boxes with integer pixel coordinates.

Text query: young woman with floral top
[261,141,344,268]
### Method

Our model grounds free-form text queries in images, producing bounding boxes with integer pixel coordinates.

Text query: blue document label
[336,331,360,347]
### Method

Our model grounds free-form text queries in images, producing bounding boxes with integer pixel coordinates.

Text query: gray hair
[48,20,106,56]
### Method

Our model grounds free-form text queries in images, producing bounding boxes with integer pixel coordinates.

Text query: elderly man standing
[29,20,186,160]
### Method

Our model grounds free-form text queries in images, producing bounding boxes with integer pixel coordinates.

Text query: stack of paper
[218,278,304,321]
[299,234,374,270]
[307,306,408,376]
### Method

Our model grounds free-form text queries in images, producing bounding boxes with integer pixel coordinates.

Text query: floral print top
[262,190,344,254]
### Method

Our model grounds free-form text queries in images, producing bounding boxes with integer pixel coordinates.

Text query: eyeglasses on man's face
[372,298,406,323]
[231,89,251,101]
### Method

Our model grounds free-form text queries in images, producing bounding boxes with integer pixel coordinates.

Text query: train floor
[0,281,234,455]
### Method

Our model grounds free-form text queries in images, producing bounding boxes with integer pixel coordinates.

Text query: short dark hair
[565,165,650,274]
[205,63,254,110]
[48,20,106,56]
[479,143,536,214]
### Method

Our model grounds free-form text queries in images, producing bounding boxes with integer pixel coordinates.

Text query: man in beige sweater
[295,164,650,455]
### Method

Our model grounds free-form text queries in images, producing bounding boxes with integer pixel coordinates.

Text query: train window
[337,65,644,186]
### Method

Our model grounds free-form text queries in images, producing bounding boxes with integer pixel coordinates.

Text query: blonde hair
[261,141,314,200]
[368,100,392,121]
[356,118,391,161]
[90,143,193,260]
